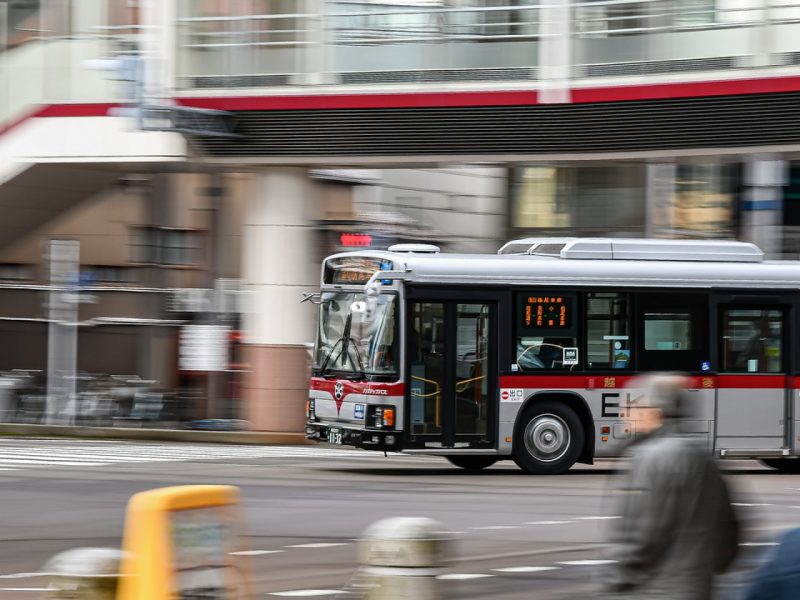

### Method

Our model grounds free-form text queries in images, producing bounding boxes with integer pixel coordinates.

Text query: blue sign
[354,404,365,420]
[701,361,711,372]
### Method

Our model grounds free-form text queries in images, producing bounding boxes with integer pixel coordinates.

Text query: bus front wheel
[446,456,498,471]
[513,401,583,475]
[761,458,800,474]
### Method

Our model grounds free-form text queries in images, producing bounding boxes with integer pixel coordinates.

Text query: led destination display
[521,295,572,330]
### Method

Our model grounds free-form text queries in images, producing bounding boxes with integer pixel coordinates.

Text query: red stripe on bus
[310,378,404,396]
[717,375,787,389]
[500,374,789,390]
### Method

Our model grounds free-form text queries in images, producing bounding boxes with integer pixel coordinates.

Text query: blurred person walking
[601,374,740,599]
[742,528,800,600]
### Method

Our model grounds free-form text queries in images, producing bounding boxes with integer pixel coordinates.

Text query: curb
[0,423,310,445]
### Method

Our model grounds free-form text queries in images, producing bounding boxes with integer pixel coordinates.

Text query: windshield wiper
[318,313,366,379]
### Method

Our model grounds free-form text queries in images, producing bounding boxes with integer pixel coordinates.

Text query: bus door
[405,296,498,449]
[715,298,791,452]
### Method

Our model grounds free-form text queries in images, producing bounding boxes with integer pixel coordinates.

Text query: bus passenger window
[515,292,578,371]
[644,313,693,350]
[586,293,631,370]
[721,309,783,373]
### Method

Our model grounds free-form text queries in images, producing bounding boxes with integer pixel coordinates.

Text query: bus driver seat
[538,338,564,369]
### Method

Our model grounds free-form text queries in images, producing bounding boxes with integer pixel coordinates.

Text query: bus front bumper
[306,422,402,451]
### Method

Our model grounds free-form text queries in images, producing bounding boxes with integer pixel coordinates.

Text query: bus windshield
[313,292,397,378]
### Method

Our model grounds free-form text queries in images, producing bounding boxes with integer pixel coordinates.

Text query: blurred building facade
[1,0,800,430]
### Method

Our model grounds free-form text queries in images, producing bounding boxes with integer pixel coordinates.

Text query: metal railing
[4,0,800,122]
[173,0,800,89]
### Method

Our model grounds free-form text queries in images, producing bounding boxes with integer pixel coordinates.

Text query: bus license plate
[327,427,343,445]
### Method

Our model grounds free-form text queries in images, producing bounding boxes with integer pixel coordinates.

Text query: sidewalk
[0,423,308,445]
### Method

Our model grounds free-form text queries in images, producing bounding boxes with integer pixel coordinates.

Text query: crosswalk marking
[492,566,559,573]
[269,590,341,597]
[557,560,617,566]
[0,439,419,473]
[287,543,349,549]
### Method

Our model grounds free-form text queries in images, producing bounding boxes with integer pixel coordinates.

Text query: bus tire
[446,456,498,471]
[513,401,583,475]
[761,458,800,474]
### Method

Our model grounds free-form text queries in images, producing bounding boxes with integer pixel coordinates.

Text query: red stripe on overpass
[3,75,800,138]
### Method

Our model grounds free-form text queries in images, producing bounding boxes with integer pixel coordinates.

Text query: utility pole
[45,240,80,425]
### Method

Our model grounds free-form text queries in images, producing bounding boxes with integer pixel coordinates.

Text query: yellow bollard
[116,485,253,600]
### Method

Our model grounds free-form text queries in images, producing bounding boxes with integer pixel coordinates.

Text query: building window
[130,227,203,266]
[0,264,33,281]
[82,266,139,284]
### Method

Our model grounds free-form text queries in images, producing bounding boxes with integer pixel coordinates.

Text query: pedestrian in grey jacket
[601,374,741,599]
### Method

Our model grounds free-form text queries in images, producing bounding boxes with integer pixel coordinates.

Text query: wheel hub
[523,414,570,463]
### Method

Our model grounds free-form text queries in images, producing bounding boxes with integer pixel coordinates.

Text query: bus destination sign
[522,295,571,329]
[324,257,393,285]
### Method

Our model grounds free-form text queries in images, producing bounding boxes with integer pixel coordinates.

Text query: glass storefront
[510,160,740,242]
[651,163,738,239]
[511,163,646,237]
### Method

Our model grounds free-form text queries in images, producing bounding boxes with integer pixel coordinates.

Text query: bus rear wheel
[446,456,498,471]
[513,401,583,475]
[761,458,800,474]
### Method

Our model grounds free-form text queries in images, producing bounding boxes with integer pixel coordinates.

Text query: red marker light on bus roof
[340,233,372,247]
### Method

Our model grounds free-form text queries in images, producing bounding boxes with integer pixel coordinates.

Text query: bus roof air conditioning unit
[388,244,440,254]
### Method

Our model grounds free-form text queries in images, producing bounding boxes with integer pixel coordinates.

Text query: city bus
[305,237,800,474]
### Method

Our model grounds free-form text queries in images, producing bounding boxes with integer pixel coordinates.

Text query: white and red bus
[306,238,800,474]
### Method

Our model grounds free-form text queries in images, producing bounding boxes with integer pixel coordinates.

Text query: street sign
[179,325,230,372]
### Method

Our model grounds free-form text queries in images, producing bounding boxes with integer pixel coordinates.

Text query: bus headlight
[307,399,316,421]
[368,405,395,430]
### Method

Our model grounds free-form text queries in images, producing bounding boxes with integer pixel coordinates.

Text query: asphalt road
[0,439,798,598]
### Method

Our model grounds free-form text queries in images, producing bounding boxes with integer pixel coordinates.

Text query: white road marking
[0,588,49,592]
[0,574,43,580]
[287,543,349,549]
[229,550,285,556]
[740,542,780,547]
[0,459,107,467]
[575,516,623,521]
[470,525,521,530]
[732,503,774,507]
[437,573,495,580]
[525,520,573,525]
[268,590,341,597]
[558,560,617,566]
[492,566,560,573]
[0,440,419,473]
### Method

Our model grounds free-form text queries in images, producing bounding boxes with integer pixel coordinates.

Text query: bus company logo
[363,387,388,396]
[334,382,344,401]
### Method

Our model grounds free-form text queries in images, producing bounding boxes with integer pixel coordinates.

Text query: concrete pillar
[538,0,571,104]
[742,156,787,258]
[241,169,319,432]
[140,0,177,101]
